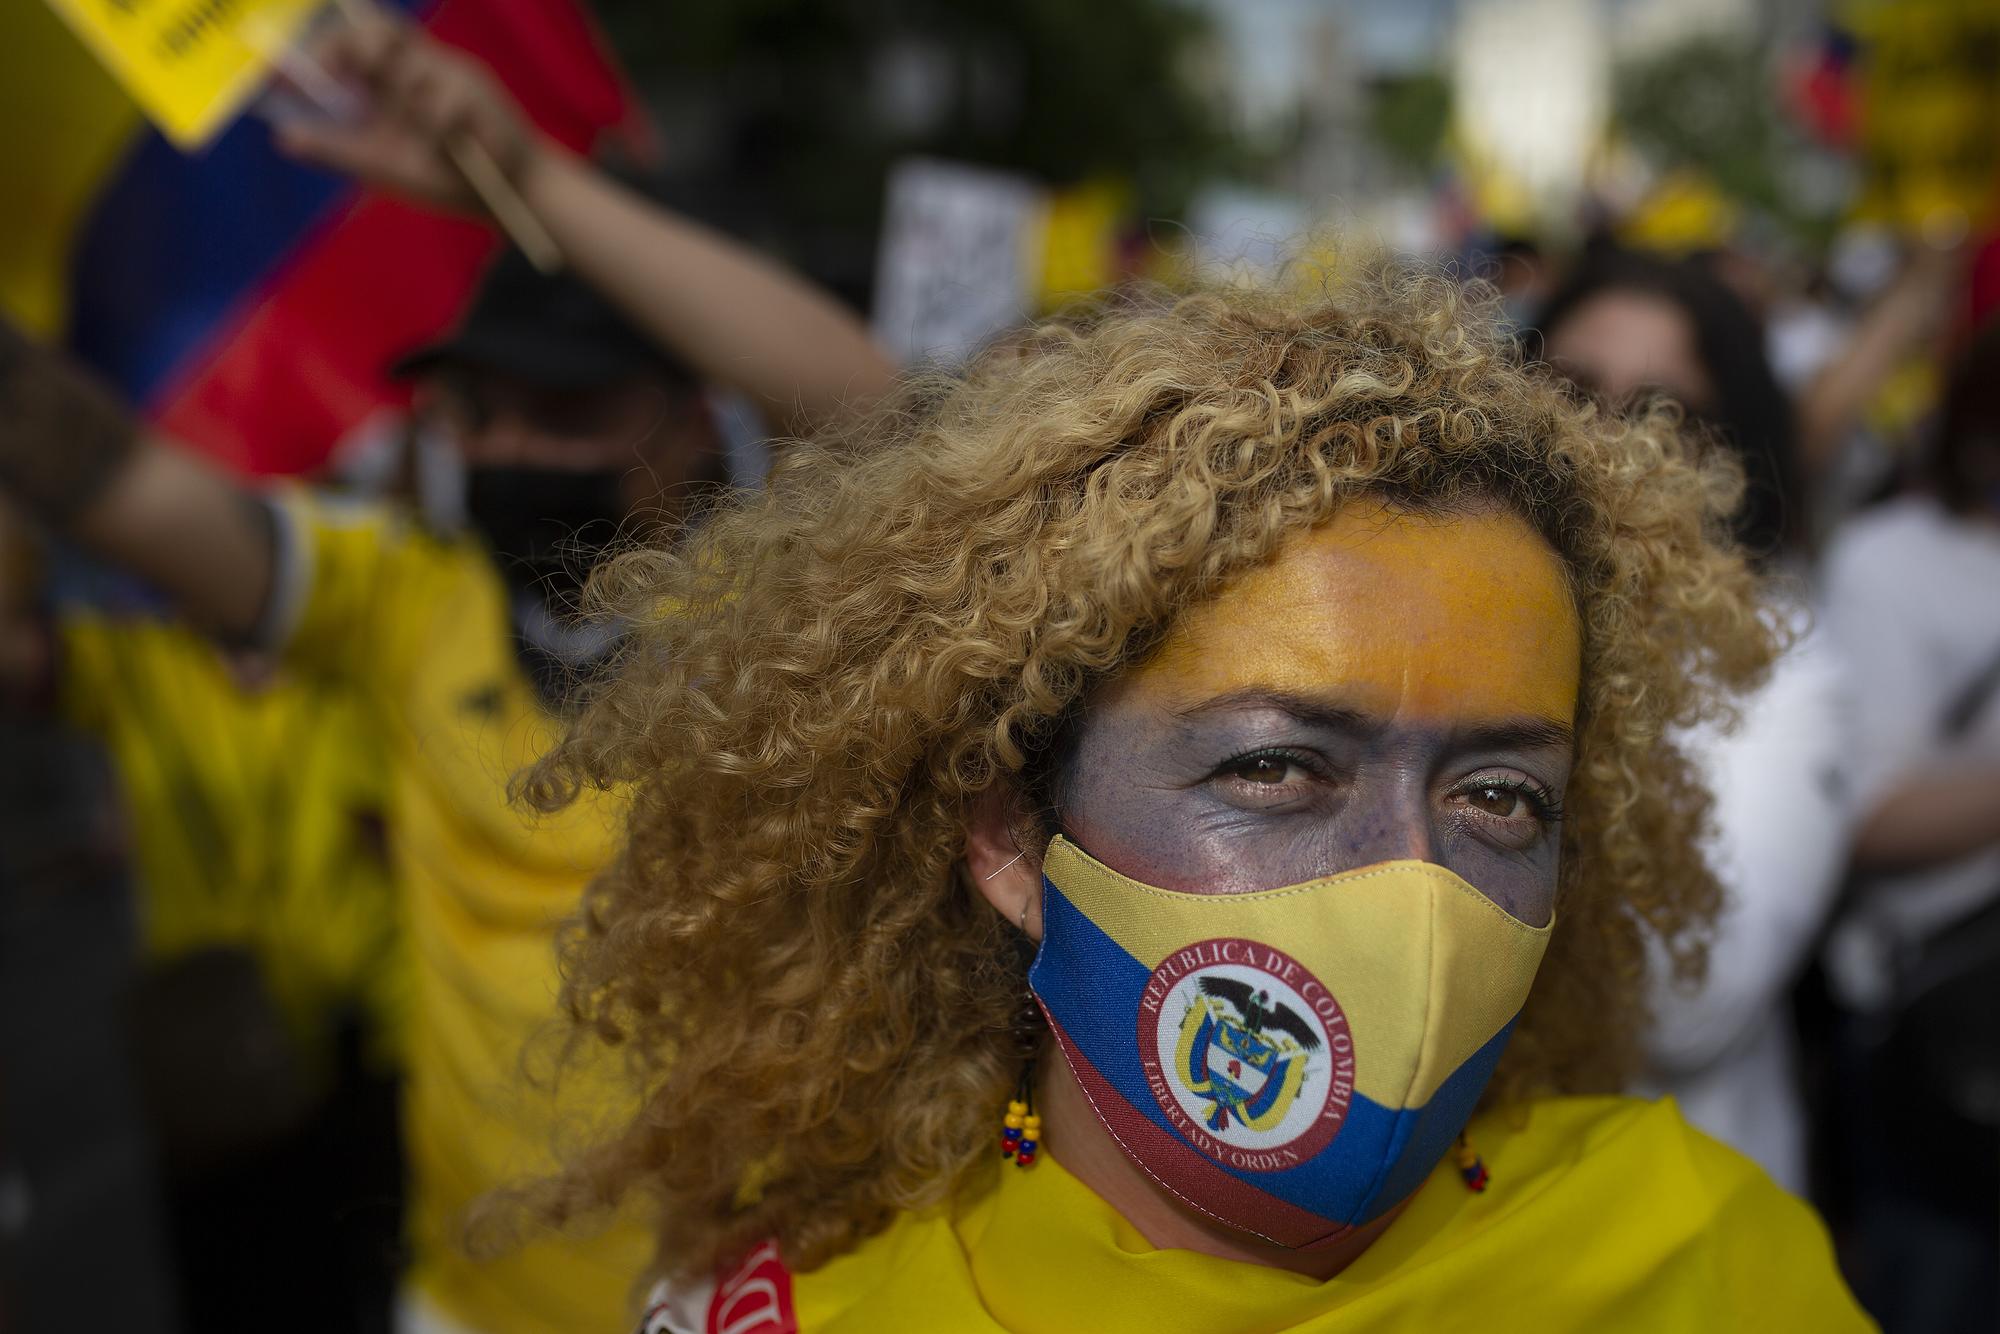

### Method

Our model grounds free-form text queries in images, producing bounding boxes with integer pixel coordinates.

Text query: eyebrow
[1171,687,1370,734]
[1452,717,1577,755]
[1170,687,1575,754]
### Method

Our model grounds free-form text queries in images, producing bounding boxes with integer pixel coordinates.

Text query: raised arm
[1796,243,1963,479]
[1849,766,2000,873]
[0,325,273,640]
[275,7,897,437]
[1822,509,2000,875]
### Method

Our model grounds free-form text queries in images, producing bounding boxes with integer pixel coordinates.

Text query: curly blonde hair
[511,267,1777,1280]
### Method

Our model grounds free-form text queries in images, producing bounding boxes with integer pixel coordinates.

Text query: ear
[963,783,1045,942]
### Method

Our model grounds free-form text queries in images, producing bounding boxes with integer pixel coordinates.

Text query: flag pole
[330,0,564,273]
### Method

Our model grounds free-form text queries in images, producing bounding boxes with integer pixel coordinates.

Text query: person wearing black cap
[391,239,729,701]
[0,143,890,1334]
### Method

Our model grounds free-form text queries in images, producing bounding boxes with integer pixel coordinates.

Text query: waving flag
[1,0,645,475]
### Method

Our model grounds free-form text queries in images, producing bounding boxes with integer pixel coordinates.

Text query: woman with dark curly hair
[507,271,1867,1331]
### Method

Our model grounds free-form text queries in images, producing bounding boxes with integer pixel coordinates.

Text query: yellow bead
[1023,1116,1042,1133]
[1004,1113,1024,1129]
[1007,1100,1027,1116]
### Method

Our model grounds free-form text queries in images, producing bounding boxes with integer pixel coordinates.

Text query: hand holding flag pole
[277,0,564,273]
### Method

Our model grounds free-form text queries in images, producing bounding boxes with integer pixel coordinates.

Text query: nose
[1341,780,1436,868]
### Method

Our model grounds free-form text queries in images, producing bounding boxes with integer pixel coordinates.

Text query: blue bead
[1002,1127,1022,1140]
[1018,1139,1037,1153]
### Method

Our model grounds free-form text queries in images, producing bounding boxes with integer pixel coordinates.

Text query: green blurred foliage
[1613,35,1839,249]
[1367,71,1452,175]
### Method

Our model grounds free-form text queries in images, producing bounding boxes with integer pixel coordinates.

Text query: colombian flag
[1031,838,1549,1248]
[1,0,644,476]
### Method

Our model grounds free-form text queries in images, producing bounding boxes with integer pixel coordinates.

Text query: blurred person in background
[0,23,893,1333]
[277,5,890,445]
[1790,242,1966,507]
[0,514,182,1332]
[1534,247,1853,1198]
[0,559,408,1333]
[1537,246,1803,561]
[1818,318,2000,1334]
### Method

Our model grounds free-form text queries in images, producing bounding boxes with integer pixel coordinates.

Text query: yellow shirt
[58,609,406,1071]
[276,491,652,1334]
[643,1096,1872,1333]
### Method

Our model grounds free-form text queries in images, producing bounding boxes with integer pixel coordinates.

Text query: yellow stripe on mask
[1043,839,1551,1109]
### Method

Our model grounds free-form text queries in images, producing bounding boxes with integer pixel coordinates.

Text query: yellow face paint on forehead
[1136,500,1582,727]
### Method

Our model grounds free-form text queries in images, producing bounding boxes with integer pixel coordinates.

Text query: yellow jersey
[640,1095,1872,1333]
[58,608,406,1072]
[274,490,652,1334]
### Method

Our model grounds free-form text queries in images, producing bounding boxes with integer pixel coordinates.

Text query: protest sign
[872,158,1047,367]
[43,0,319,148]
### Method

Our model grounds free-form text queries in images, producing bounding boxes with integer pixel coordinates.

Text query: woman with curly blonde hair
[517,269,1867,1332]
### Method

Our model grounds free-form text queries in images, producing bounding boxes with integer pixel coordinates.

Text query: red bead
[1000,1139,1017,1157]
[1015,1151,1037,1168]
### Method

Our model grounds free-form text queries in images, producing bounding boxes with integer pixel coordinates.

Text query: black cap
[391,241,695,391]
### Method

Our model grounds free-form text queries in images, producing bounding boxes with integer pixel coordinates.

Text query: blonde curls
[503,267,1778,1281]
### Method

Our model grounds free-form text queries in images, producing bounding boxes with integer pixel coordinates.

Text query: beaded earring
[1000,1071,1042,1168]
[1001,965,1043,1168]
[1000,892,1048,1176]
[1454,1133,1489,1192]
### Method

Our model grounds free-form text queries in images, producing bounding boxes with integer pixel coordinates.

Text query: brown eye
[1237,756,1292,785]
[1214,751,1324,799]
[1464,784,1524,818]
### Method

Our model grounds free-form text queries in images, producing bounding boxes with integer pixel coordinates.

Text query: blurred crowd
[0,1,1996,1332]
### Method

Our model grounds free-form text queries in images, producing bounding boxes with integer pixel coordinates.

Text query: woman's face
[1057,500,1581,926]
[1544,289,1714,415]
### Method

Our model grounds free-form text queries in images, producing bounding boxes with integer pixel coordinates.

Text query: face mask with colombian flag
[1029,836,1553,1249]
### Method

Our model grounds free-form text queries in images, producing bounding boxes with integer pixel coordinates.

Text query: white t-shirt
[1641,616,1854,1195]
[1818,495,2000,1007]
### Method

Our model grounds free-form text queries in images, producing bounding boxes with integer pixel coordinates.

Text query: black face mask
[463,465,625,604]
